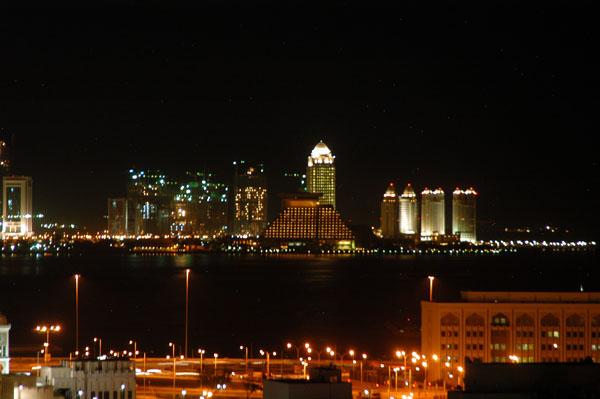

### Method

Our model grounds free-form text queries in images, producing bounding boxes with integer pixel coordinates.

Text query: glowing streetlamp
[428,276,435,301]
[240,345,248,375]
[93,338,102,357]
[35,325,61,362]
[184,269,190,358]
[360,353,367,384]
[213,353,219,377]
[129,340,138,360]
[74,274,80,352]
[168,342,176,389]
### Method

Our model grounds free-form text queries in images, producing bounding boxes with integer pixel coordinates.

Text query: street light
[129,340,138,360]
[213,353,219,377]
[198,349,205,375]
[93,338,102,357]
[393,367,400,397]
[168,342,176,390]
[74,274,80,352]
[360,353,367,384]
[35,325,61,362]
[184,269,190,358]
[428,276,435,302]
[240,345,248,375]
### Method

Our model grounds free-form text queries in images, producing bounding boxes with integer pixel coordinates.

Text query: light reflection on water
[0,252,597,358]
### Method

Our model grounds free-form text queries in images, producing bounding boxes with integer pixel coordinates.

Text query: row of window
[443,330,600,338]
[90,391,132,399]
[443,343,600,352]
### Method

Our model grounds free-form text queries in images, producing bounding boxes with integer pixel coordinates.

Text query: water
[0,252,597,359]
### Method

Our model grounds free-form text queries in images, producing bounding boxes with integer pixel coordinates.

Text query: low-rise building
[263,367,352,399]
[421,291,600,382]
[39,359,135,399]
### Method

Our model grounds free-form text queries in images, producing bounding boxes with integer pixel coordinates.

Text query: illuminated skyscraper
[306,141,336,208]
[399,183,418,235]
[263,193,354,250]
[2,176,33,237]
[232,161,268,236]
[420,187,445,240]
[453,187,477,243]
[380,183,399,238]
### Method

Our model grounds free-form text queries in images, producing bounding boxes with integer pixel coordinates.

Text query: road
[10,357,449,399]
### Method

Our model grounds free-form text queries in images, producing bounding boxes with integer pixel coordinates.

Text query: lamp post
[240,346,248,375]
[422,361,428,389]
[35,325,61,362]
[428,275,435,302]
[457,366,464,388]
[185,269,190,358]
[93,337,102,357]
[360,353,367,384]
[75,274,79,352]
[213,353,218,377]
[339,350,354,379]
[168,342,176,390]
[393,367,399,397]
[129,340,138,360]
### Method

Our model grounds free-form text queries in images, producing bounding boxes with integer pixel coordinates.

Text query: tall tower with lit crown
[453,187,477,243]
[421,187,445,240]
[306,141,336,208]
[380,183,399,238]
[399,183,418,235]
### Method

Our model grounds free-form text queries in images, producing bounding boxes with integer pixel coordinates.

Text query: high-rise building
[232,161,268,236]
[453,187,477,243]
[126,170,175,235]
[262,193,354,249]
[107,198,128,235]
[306,141,336,208]
[2,176,33,237]
[420,187,445,240]
[380,183,399,238]
[399,183,418,235]
[0,138,9,175]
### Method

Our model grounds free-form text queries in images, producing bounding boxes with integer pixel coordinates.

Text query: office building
[399,183,418,235]
[2,176,33,237]
[420,187,445,240]
[232,161,268,237]
[262,193,354,250]
[453,188,477,243]
[0,313,10,374]
[107,198,128,235]
[421,291,600,381]
[306,141,336,208]
[380,183,399,238]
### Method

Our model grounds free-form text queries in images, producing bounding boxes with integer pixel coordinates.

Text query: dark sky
[1,4,598,235]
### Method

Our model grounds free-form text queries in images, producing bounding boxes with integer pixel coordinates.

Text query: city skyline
[0,6,597,236]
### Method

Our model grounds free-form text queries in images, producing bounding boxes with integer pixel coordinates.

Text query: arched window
[516,314,534,327]
[540,313,560,362]
[466,313,484,326]
[491,313,509,327]
[441,313,460,326]
[440,313,460,361]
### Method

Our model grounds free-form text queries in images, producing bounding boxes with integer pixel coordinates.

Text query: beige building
[421,291,600,381]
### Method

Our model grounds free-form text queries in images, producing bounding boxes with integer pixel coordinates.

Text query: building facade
[2,176,33,237]
[40,359,135,399]
[380,183,399,238]
[262,193,354,250]
[306,141,336,208]
[232,162,267,237]
[420,188,445,240]
[421,291,600,381]
[399,184,418,235]
[0,313,10,374]
[452,188,477,243]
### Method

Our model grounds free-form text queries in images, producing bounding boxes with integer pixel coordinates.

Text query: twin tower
[381,183,477,243]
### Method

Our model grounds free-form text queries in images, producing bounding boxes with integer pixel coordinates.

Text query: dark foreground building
[449,358,600,399]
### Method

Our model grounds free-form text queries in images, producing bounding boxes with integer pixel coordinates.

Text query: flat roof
[460,291,600,303]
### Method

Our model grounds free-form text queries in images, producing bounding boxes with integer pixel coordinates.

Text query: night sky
[1,5,598,235]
